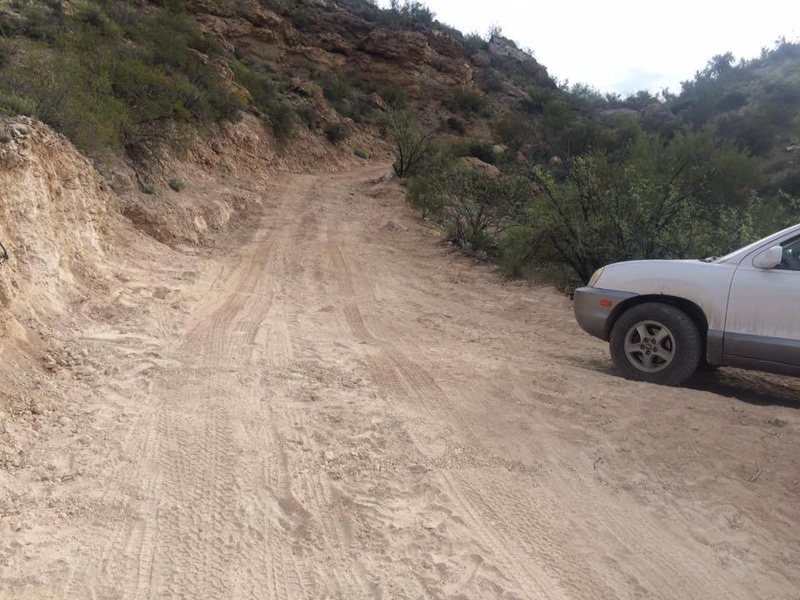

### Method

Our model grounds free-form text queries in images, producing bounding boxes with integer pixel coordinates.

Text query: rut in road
[4,166,799,600]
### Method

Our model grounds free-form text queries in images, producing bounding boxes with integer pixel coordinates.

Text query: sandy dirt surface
[1,164,799,599]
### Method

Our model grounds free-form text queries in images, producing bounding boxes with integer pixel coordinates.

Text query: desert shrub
[324,122,350,144]
[479,69,505,93]
[286,3,312,28]
[718,112,779,156]
[0,40,10,68]
[451,140,497,164]
[493,111,535,151]
[777,171,800,196]
[528,129,767,282]
[319,72,372,121]
[379,84,408,110]
[267,102,296,145]
[389,110,435,177]
[445,116,466,135]
[388,0,435,26]
[321,72,353,106]
[463,33,487,56]
[141,181,155,194]
[0,91,35,116]
[521,85,554,113]
[435,167,531,251]
[444,86,487,116]
[232,61,277,109]
[296,104,317,130]
[354,148,369,159]
[232,61,296,143]
[168,178,185,192]
[407,174,445,219]
[348,93,372,123]
[717,91,748,112]
[497,225,542,277]
[0,2,243,155]
[17,0,62,42]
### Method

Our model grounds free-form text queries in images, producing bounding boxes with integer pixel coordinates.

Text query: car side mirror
[753,245,783,270]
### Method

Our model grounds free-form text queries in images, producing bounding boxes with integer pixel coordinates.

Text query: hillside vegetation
[0,0,798,284]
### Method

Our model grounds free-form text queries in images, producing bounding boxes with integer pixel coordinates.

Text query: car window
[778,236,800,271]
[716,224,800,263]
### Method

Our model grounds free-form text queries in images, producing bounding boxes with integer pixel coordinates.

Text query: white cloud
[377,0,800,94]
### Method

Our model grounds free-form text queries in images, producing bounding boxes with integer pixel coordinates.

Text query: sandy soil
[1,164,799,599]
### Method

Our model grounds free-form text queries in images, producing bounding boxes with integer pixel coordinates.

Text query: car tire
[609,302,702,386]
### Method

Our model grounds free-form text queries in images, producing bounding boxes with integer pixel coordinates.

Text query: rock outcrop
[184,1,544,101]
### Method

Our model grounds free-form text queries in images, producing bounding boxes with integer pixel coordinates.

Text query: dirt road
[2,166,799,599]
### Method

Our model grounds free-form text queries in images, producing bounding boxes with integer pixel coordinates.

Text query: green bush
[354,148,369,159]
[479,69,505,93]
[296,104,317,130]
[528,129,768,282]
[0,91,35,116]
[521,85,554,113]
[451,140,497,164]
[388,0,435,26]
[493,111,535,151]
[232,61,297,144]
[287,4,312,28]
[324,122,350,144]
[379,84,408,110]
[232,61,277,109]
[497,225,541,277]
[463,33,487,56]
[267,102,296,145]
[434,167,531,252]
[444,86,487,116]
[319,72,373,121]
[445,116,466,135]
[777,171,800,196]
[321,72,353,106]
[407,174,444,219]
[0,2,244,155]
[389,110,435,177]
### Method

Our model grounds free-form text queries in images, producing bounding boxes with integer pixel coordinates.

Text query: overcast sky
[377,0,800,95]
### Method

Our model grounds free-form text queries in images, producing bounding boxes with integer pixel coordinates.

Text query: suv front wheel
[609,303,702,386]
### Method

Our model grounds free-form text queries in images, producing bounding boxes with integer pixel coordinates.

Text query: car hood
[604,259,704,270]
[596,258,737,297]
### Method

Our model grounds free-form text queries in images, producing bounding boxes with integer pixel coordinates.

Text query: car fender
[597,260,738,332]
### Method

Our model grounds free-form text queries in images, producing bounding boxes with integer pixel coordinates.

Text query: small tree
[437,168,530,251]
[528,128,766,283]
[389,110,434,177]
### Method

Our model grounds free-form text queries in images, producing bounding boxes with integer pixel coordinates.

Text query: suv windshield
[715,224,800,264]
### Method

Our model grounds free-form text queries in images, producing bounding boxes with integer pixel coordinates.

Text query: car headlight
[588,267,604,287]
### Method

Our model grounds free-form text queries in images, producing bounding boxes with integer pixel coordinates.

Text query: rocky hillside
[668,43,800,195]
[0,0,798,289]
[1,1,798,179]
[0,0,554,163]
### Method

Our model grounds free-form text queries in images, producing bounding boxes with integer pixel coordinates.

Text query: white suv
[574,224,800,385]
